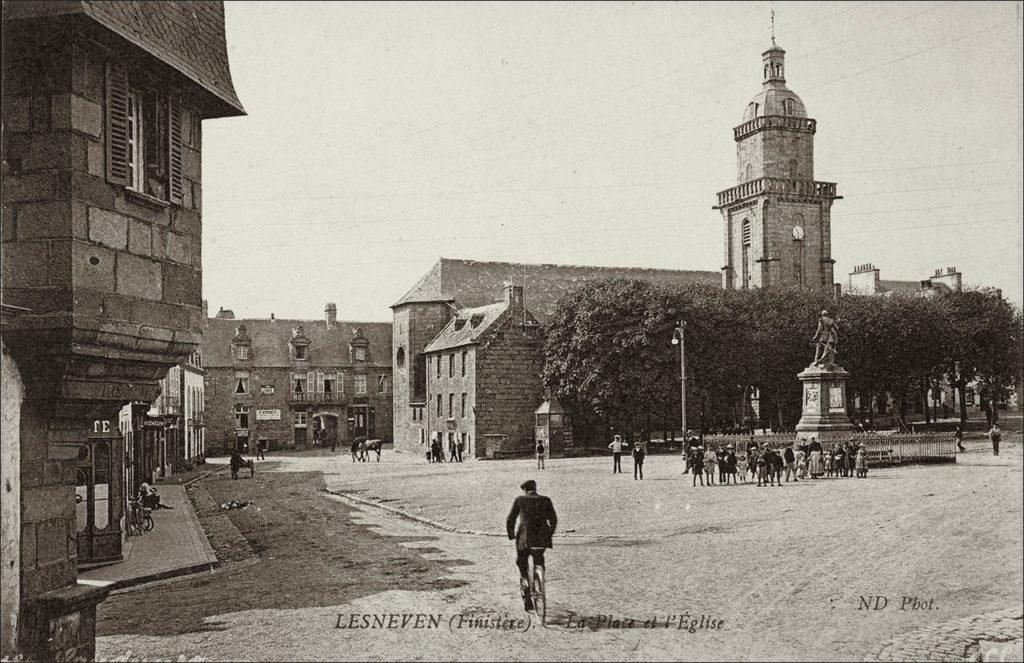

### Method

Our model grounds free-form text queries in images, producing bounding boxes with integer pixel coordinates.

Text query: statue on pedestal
[812,310,839,367]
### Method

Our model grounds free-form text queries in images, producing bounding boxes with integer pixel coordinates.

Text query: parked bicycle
[127,497,155,536]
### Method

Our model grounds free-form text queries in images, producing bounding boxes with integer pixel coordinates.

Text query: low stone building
[423,283,544,459]
[202,304,393,454]
[1,1,243,658]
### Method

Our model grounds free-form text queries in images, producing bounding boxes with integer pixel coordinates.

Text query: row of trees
[541,280,1023,439]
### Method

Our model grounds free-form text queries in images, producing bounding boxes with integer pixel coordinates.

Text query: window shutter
[316,372,324,393]
[105,62,130,186]
[167,94,184,204]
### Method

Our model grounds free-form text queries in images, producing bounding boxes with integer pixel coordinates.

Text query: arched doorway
[314,412,340,450]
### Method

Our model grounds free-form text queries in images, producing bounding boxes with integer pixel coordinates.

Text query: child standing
[536,439,546,469]
[855,446,867,478]
[824,451,834,478]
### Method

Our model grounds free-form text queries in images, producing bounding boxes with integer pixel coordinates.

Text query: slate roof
[423,302,508,354]
[203,317,392,369]
[393,258,720,323]
[878,279,924,295]
[4,0,245,117]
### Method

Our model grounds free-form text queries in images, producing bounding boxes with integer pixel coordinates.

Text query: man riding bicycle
[505,479,557,612]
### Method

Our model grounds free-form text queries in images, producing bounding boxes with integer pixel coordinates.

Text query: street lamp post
[672,321,687,443]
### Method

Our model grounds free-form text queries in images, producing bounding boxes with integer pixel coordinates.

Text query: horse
[359,439,382,462]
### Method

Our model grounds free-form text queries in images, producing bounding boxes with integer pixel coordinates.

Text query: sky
[201,1,1023,322]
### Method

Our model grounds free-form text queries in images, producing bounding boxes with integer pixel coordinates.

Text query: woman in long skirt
[807,438,824,478]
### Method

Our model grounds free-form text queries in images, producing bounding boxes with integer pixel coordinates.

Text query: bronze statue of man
[812,310,839,366]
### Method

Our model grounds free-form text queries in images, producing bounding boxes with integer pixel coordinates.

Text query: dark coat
[506,492,557,551]
[632,446,646,463]
[783,447,795,463]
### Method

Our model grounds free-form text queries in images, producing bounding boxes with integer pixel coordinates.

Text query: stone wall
[475,320,545,456]
[392,302,453,454]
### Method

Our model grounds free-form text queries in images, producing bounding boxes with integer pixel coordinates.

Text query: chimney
[325,302,337,327]
[202,299,209,319]
[503,281,524,313]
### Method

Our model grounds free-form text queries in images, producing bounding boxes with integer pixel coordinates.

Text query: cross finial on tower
[770,3,776,45]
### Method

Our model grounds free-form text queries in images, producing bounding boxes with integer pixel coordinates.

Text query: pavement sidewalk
[79,484,218,590]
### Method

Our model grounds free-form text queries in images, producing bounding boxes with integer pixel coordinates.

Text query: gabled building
[202,304,393,454]
[392,258,719,456]
[1,1,243,658]
[422,283,544,459]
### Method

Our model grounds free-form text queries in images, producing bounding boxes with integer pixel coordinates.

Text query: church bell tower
[714,41,841,292]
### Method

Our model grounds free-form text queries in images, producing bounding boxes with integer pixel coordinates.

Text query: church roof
[392,258,720,323]
[3,1,245,117]
[202,317,392,368]
[743,87,807,122]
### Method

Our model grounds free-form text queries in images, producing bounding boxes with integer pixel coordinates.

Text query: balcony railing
[286,392,344,404]
[733,114,816,141]
[715,177,839,208]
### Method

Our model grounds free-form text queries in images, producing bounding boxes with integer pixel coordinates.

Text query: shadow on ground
[96,471,469,637]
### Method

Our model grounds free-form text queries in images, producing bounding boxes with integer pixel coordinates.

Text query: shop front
[75,420,125,564]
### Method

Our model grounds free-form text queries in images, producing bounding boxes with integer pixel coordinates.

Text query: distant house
[423,283,544,459]
[202,303,393,455]
[847,263,969,298]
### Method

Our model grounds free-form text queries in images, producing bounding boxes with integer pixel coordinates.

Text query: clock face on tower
[792,226,805,241]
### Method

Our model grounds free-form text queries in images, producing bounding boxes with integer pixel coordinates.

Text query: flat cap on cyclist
[520,479,537,492]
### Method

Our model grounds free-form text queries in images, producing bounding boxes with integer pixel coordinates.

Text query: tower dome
[742,44,807,122]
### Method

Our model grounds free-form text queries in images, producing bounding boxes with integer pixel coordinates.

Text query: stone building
[0,1,243,659]
[847,263,964,298]
[715,40,841,292]
[392,258,718,456]
[202,304,393,455]
[422,283,544,459]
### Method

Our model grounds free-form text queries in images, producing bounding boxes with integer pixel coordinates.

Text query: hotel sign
[256,409,281,421]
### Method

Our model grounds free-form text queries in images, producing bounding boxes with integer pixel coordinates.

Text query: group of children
[684,438,869,487]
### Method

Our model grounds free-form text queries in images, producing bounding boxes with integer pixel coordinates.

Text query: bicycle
[526,549,546,626]
[128,498,155,536]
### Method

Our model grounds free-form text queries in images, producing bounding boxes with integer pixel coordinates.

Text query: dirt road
[96,439,1023,661]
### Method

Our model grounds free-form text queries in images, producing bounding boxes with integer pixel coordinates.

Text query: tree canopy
[542,279,1022,438]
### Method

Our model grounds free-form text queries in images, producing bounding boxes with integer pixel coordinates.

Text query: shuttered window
[105,62,184,204]
[105,62,130,186]
[167,95,184,204]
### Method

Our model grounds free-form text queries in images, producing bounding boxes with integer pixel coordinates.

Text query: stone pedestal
[795,363,854,441]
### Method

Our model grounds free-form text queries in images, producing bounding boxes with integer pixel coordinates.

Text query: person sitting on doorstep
[139,482,173,510]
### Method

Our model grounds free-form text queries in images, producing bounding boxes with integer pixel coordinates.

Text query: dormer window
[232,324,252,361]
[290,325,310,362]
[454,318,467,331]
[350,327,368,363]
